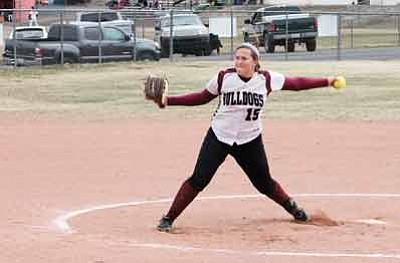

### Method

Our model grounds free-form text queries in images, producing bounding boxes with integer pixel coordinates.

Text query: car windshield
[161,15,202,27]
[261,6,301,16]
[80,12,119,22]
[115,24,131,33]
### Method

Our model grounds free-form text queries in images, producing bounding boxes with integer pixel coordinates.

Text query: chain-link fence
[1,6,400,67]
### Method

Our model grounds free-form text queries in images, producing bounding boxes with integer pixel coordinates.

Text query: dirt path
[1,118,399,262]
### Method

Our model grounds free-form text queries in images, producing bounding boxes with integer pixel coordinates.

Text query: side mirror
[244,19,251,24]
[125,34,131,41]
[204,23,209,28]
[155,25,161,31]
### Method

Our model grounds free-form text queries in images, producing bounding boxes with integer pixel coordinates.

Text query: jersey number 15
[245,108,260,121]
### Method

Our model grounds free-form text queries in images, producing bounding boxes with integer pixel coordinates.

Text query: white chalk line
[52,193,400,259]
[128,242,400,259]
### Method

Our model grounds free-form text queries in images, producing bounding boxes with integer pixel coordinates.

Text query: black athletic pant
[188,128,278,196]
[165,127,291,221]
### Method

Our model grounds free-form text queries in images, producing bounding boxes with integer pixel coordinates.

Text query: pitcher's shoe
[292,207,309,222]
[283,198,309,222]
[157,216,173,232]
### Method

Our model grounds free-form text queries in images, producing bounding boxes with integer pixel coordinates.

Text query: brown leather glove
[143,75,168,108]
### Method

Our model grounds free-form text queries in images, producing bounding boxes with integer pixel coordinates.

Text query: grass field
[134,26,400,53]
[1,60,400,121]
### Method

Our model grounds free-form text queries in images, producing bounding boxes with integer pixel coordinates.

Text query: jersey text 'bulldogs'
[222,91,264,107]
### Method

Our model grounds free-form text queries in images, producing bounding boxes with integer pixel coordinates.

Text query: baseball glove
[144,75,169,108]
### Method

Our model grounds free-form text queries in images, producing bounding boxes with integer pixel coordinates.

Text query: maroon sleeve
[282,77,329,91]
[167,89,217,106]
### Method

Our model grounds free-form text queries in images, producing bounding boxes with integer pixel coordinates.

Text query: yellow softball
[333,76,346,90]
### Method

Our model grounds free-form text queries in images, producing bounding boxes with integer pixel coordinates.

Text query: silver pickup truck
[155,13,211,57]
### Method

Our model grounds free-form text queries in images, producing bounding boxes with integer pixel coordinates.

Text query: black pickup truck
[242,5,318,53]
[3,23,161,66]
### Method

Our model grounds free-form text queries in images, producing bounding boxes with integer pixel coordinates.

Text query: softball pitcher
[146,43,341,232]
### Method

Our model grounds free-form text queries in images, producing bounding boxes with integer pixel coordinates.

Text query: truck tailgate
[3,39,41,65]
[272,17,317,34]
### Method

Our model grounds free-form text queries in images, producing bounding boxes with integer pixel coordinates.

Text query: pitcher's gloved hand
[144,75,169,108]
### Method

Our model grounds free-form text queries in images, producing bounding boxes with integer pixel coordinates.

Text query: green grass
[0,60,400,121]
[123,24,400,54]
[219,28,400,54]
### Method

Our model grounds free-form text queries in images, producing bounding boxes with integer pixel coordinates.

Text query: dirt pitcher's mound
[307,210,341,226]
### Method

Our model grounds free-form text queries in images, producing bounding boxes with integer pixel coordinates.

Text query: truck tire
[63,57,76,64]
[264,35,275,53]
[306,38,317,52]
[160,46,169,58]
[58,55,78,65]
[138,51,157,61]
[286,41,295,52]
[203,47,212,56]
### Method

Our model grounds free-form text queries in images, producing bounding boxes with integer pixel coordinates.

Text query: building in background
[1,0,36,23]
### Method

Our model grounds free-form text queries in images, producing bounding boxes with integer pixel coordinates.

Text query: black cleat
[292,207,309,222]
[283,198,309,222]
[157,216,173,232]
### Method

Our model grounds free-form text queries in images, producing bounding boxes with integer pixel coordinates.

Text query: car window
[103,27,125,41]
[80,12,119,22]
[13,29,45,39]
[63,26,79,41]
[80,13,99,22]
[101,12,119,21]
[84,27,101,40]
[111,23,132,35]
[261,6,301,16]
[161,15,202,27]
[252,12,263,23]
[48,25,78,41]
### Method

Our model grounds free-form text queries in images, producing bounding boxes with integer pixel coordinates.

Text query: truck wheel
[286,42,295,52]
[138,51,156,61]
[266,42,275,53]
[306,38,317,52]
[195,50,204,56]
[264,35,275,53]
[63,57,76,64]
[160,47,169,58]
[204,47,212,56]
[58,56,77,65]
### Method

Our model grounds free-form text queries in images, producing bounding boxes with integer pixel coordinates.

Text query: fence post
[169,9,173,61]
[12,8,17,69]
[350,18,354,49]
[230,6,234,60]
[397,15,400,46]
[285,9,288,61]
[133,18,137,61]
[98,11,103,64]
[337,13,342,61]
[60,9,64,65]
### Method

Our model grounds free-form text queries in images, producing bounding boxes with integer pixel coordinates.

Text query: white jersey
[206,68,285,146]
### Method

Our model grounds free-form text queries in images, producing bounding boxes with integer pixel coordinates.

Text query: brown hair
[235,43,261,71]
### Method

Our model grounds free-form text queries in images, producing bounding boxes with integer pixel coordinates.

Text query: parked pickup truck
[155,13,211,57]
[242,5,318,53]
[3,23,160,66]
